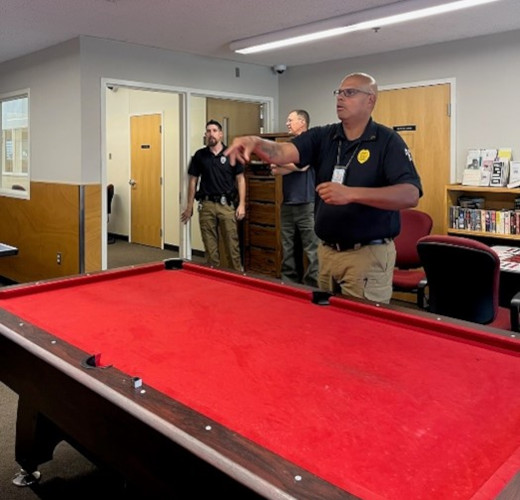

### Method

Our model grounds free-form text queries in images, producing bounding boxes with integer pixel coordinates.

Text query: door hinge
[160,228,163,237]
[447,103,451,117]
[159,125,162,133]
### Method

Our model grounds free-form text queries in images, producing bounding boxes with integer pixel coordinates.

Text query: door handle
[129,179,137,187]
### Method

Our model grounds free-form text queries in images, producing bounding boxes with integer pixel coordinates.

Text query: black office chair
[417,235,520,331]
[107,184,115,244]
[392,209,433,307]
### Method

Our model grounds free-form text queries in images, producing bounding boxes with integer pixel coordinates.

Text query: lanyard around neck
[336,140,360,169]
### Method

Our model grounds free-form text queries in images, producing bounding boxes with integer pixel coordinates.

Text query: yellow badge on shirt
[357,149,370,164]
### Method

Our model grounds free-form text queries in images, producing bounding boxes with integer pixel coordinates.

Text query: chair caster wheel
[13,469,41,487]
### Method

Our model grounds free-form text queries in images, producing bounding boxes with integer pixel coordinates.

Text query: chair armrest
[509,291,520,332]
[417,278,428,309]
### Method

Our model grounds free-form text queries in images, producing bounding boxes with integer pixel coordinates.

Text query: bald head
[341,73,378,101]
[335,72,379,133]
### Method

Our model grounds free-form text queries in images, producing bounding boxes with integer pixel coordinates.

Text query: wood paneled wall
[0,182,101,283]
[84,184,102,274]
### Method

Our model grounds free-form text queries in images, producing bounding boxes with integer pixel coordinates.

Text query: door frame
[379,77,457,183]
[101,78,274,269]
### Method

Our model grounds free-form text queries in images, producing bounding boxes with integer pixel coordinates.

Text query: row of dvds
[449,206,520,235]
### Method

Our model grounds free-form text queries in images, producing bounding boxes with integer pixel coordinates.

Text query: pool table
[1,259,520,499]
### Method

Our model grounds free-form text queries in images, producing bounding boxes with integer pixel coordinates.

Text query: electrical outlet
[57,252,62,265]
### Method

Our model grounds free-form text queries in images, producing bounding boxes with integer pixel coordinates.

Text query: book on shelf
[507,160,520,188]
[490,159,509,187]
[462,149,483,186]
[481,148,498,161]
[449,206,520,235]
[458,209,465,229]
[480,159,493,186]
[504,210,511,234]
[462,168,482,186]
[496,211,503,234]
[485,210,491,232]
[463,148,499,186]
[498,147,513,161]
[465,149,481,169]
[480,149,497,186]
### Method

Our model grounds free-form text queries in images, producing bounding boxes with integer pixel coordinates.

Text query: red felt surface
[2,263,520,499]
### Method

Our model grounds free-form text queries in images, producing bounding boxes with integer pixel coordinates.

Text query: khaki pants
[317,240,396,303]
[199,201,242,271]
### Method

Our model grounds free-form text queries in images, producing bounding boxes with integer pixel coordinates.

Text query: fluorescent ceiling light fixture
[231,0,501,54]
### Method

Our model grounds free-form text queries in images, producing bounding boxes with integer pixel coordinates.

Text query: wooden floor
[107,238,207,269]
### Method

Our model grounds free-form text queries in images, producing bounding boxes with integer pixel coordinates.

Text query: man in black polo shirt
[225,73,422,303]
[181,120,245,271]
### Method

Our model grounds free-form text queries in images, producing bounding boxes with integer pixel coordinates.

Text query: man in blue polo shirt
[225,73,422,303]
[271,109,319,288]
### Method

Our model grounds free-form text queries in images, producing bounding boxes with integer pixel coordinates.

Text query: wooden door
[130,114,162,247]
[207,99,262,145]
[372,84,451,235]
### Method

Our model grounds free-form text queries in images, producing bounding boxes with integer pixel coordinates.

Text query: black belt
[322,239,389,252]
[201,194,232,205]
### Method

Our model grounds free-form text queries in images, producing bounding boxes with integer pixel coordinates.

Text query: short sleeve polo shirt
[188,145,244,196]
[291,119,422,244]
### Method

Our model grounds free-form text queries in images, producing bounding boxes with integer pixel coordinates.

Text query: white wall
[106,88,130,235]
[188,96,207,252]
[0,39,82,183]
[80,36,279,185]
[278,30,520,181]
[0,36,279,186]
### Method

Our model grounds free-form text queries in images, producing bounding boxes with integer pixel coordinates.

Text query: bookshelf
[445,184,520,241]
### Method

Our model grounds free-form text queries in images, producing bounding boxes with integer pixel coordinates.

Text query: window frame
[1,88,30,199]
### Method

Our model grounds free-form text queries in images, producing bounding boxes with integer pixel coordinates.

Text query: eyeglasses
[333,88,373,98]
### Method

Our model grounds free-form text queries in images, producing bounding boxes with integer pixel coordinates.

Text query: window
[1,90,29,197]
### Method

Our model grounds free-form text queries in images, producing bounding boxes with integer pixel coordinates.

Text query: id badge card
[331,165,347,184]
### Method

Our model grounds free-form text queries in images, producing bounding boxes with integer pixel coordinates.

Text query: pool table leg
[13,397,63,484]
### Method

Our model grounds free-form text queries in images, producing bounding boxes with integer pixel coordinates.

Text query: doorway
[105,85,270,268]
[187,97,264,258]
[207,98,263,144]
